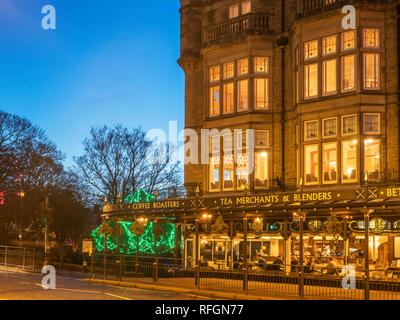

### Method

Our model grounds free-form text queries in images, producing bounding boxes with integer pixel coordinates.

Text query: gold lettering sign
[386,188,400,198]
[293,192,332,202]
[152,201,181,209]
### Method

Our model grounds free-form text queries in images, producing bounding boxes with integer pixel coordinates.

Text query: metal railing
[0,245,35,272]
[90,254,400,300]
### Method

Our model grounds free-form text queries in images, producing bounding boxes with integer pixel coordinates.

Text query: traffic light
[0,192,4,205]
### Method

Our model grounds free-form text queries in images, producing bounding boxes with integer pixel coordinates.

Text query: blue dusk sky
[0,0,184,167]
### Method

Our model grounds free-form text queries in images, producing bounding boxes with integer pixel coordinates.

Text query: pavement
[0,268,212,300]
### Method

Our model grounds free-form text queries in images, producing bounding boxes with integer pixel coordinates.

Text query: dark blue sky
[0,0,184,167]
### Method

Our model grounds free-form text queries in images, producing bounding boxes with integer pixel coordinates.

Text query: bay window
[323,117,337,138]
[254,130,269,189]
[254,57,269,73]
[304,144,319,185]
[323,35,337,56]
[304,40,318,60]
[209,136,220,192]
[304,120,318,140]
[237,58,248,76]
[342,114,357,136]
[363,113,380,134]
[223,134,234,191]
[342,140,358,183]
[210,65,220,82]
[341,30,356,51]
[323,142,337,184]
[363,29,380,49]
[223,62,234,79]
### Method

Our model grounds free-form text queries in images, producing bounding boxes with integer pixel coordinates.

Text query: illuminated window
[229,4,239,19]
[323,117,337,138]
[323,35,337,56]
[210,86,220,116]
[209,137,220,192]
[237,79,248,111]
[296,70,300,102]
[363,29,380,48]
[323,142,337,184]
[342,140,358,183]
[223,134,234,191]
[304,120,318,140]
[237,58,249,76]
[364,139,380,180]
[255,130,269,148]
[236,133,249,190]
[341,30,356,51]
[255,151,269,189]
[342,114,357,135]
[223,62,234,79]
[304,144,319,185]
[254,78,269,110]
[341,55,356,91]
[242,0,251,14]
[363,53,380,89]
[223,83,234,114]
[254,57,269,73]
[323,59,337,95]
[363,113,380,134]
[304,63,318,98]
[210,66,220,82]
[304,40,318,60]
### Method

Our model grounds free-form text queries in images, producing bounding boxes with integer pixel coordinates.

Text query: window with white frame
[254,130,269,189]
[342,114,357,135]
[223,83,234,114]
[229,4,240,19]
[323,117,337,138]
[363,113,380,134]
[304,120,318,140]
[323,35,337,56]
[209,136,221,191]
[222,134,234,191]
[323,59,337,95]
[210,86,221,116]
[254,78,269,110]
[223,62,234,79]
[341,54,356,91]
[237,58,249,76]
[210,65,221,83]
[237,79,248,111]
[364,139,380,179]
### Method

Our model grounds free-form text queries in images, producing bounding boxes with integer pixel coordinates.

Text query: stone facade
[179,0,400,198]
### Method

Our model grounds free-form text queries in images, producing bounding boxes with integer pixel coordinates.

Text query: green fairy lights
[91,190,177,255]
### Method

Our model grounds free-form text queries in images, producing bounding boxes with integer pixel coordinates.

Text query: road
[0,269,210,300]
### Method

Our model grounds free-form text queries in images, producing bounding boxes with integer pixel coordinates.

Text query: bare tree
[74,125,183,203]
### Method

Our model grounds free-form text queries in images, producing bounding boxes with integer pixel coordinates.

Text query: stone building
[178,0,398,197]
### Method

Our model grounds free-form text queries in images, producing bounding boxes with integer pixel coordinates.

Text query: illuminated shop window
[323,35,337,56]
[323,59,337,95]
[363,29,380,48]
[304,40,318,60]
[237,58,249,76]
[254,57,269,73]
[304,63,318,98]
[363,113,380,134]
[323,142,337,184]
[242,1,251,14]
[229,4,239,19]
[364,139,380,180]
[304,144,319,185]
[341,55,356,91]
[363,53,380,89]
[304,120,318,140]
[223,82,234,114]
[223,62,234,79]
[209,86,221,116]
[237,79,248,111]
[254,78,269,110]
[322,117,337,138]
[341,30,356,51]
[210,65,221,83]
[342,140,358,183]
[342,114,357,136]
